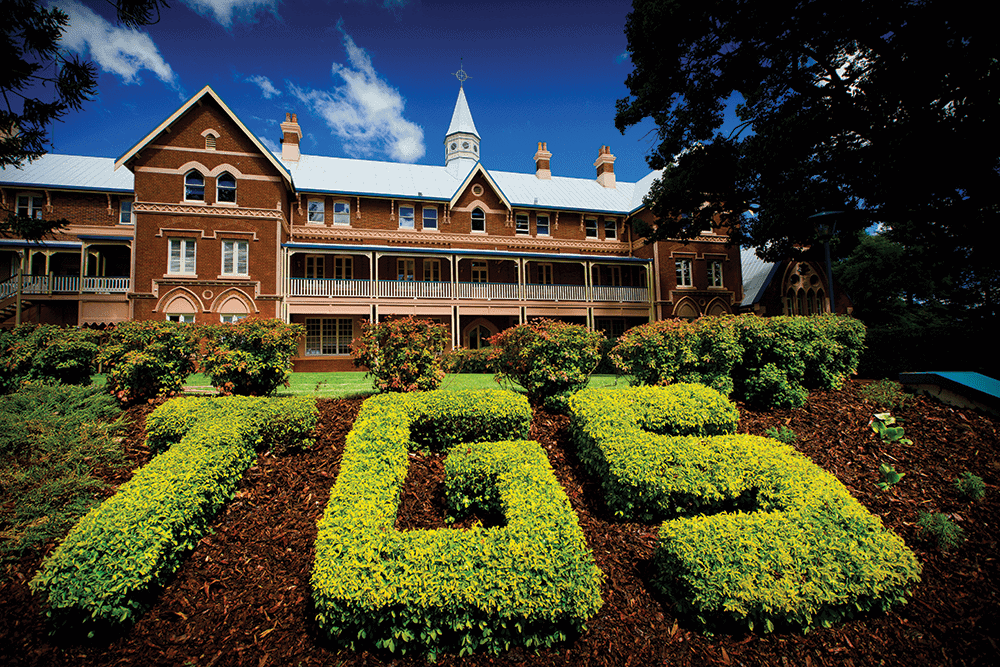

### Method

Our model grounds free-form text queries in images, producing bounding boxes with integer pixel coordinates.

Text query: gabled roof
[450,162,510,210]
[0,154,133,192]
[740,247,781,307]
[446,86,479,139]
[114,85,292,188]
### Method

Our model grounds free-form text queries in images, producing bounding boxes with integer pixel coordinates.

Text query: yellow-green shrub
[568,385,920,633]
[30,396,317,629]
[311,390,602,660]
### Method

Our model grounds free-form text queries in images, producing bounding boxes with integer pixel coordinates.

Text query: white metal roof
[284,154,473,200]
[0,154,133,192]
[446,86,480,139]
[740,247,781,306]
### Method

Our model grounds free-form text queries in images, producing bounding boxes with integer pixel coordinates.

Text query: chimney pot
[595,145,616,188]
[280,111,302,162]
[533,140,552,180]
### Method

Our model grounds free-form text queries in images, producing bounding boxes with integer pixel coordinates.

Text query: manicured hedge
[568,385,920,633]
[30,396,317,628]
[311,389,602,659]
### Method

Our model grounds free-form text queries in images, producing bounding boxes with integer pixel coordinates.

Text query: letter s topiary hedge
[568,385,920,633]
[311,389,603,660]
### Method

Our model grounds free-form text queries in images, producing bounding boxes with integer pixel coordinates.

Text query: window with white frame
[604,219,617,240]
[515,212,529,235]
[216,172,236,203]
[334,201,350,225]
[585,217,598,238]
[675,258,693,287]
[471,208,485,232]
[538,263,553,285]
[709,260,724,287]
[308,198,325,223]
[221,240,248,276]
[17,194,44,219]
[168,238,196,275]
[305,255,324,280]
[423,206,438,230]
[220,313,246,323]
[399,205,415,229]
[397,258,415,281]
[334,256,352,280]
[305,317,353,355]
[536,214,550,236]
[166,313,195,323]
[184,171,205,201]
[119,199,135,224]
[471,260,487,283]
[423,259,441,282]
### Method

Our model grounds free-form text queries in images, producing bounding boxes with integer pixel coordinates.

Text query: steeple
[444,72,480,172]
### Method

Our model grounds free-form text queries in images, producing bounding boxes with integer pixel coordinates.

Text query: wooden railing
[0,275,129,298]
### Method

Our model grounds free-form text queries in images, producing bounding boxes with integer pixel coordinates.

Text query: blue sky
[44,0,695,183]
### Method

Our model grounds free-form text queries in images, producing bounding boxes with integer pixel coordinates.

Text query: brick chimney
[533,141,552,179]
[280,112,301,162]
[595,145,616,188]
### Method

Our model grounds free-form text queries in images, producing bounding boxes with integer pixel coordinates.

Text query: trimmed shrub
[97,320,200,405]
[489,319,605,409]
[201,318,304,396]
[30,396,317,629]
[0,323,98,393]
[350,317,449,392]
[568,385,920,633]
[311,390,602,659]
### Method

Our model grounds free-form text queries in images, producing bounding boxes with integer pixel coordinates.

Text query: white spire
[444,84,480,171]
[446,86,480,139]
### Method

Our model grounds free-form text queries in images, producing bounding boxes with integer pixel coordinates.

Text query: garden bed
[1,379,997,665]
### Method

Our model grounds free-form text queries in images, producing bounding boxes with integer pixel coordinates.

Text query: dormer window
[185,171,205,201]
[471,207,485,233]
[216,172,236,203]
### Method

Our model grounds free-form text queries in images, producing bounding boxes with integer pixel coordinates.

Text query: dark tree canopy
[616,0,998,320]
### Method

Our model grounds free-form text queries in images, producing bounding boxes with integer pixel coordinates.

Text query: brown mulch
[2,381,998,666]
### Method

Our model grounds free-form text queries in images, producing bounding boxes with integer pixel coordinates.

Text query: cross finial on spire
[452,59,470,87]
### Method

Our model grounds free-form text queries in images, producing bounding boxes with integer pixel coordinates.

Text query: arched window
[468,325,492,350]
[217,172,236,203]
[185,170,205,201]
[471,207,485,233]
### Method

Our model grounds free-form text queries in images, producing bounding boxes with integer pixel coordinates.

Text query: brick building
[2,84,746,371]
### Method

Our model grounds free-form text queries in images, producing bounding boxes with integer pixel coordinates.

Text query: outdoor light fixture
[809,210,843,314]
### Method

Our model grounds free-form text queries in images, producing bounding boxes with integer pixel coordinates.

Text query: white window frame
[168,238,197,275]
[675,258,693,288]
[604,219,617,240]
[307,198,325,224]
[221,240,248,276]
[334,255,353,280]
[536,214,550,237]
[184,170,205,201]
[334,201,350,226]
[220,313,246,323]
[119,199,135,225]
[423,258,441,282]
[166,313,195,323]
[471,208,486,233]
[709,260,724,288]
[16,194,44,219]
[216,172,236,204]
[305,255,324,280]
[422,206,438,230]
[305,317,353,356]
[515,212,529,235]
[399,205,415,229]
[585,217,598,238]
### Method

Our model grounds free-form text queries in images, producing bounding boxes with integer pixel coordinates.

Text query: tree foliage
[350,317,449,392]
[201,318,304,396]
[616,0,998,322]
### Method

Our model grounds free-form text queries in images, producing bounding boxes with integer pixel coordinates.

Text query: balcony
[0,275,130,299]
[287,278,648,303]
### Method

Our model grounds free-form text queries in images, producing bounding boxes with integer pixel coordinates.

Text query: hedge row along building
[2,84,756,371]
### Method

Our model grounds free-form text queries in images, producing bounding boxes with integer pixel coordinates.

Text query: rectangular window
[334,256,352,280]
[220,314,246,323]
[305,318,353,356]
[16,195,44,220]
[334,201,350,225]
[538,263,553,285]
[515,213,529,235]
[585,217,598,238]
[424,259,441,282]
[675,258,693,287]
[604,219,617,240]
[168,238,196,275]
[306,255,324,280]
[308,199,325,223]
[536,214,549,236]
[709,260,724,287]
[119,200,134,224]
[471,261,487,283]
[397,258,415,281]
[166,313,195,323]
[399,205,415,229]
[423,206,438,230]
[222,240,248,276]
[600,265,622,286]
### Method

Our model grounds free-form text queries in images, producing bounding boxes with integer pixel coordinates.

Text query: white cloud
[258,135,280,156]
[54,0,180,92]
[247,75,281,99]
[180,0,279,28]
[290,22,425,163]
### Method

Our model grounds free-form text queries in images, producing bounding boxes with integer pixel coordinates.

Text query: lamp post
[809,211,842,314]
